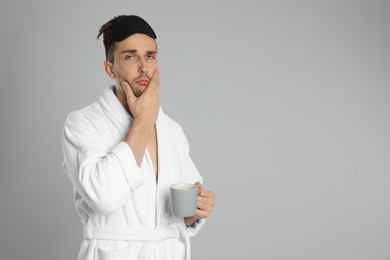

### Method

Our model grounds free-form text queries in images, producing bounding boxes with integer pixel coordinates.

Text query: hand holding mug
[193,182,215,220]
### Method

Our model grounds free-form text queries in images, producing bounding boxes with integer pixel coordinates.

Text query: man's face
[111,33,158,97]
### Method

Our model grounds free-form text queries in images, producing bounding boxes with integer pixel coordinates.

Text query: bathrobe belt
[83,220,191,260]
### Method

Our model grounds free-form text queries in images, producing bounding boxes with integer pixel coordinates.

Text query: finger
[148,68,160,93]
[121,81,136,101]
[199,189,215,198]
[194,209,209,219]
[197,199,207,210]
[194,182,202,190]
[197,197,215,212]
[197,196,209,204]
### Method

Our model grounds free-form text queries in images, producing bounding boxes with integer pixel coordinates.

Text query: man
[61,15,215,260]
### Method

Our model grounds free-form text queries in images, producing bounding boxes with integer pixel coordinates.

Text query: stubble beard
[116,71,148,98]
[131,73,150,97]
[131,84,143,97]
[115,69,144,98]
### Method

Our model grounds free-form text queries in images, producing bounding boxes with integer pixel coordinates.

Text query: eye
[147,55,156,60]
[125,55,135,60]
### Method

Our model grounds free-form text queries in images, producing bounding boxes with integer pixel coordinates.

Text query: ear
[103,61,116,80]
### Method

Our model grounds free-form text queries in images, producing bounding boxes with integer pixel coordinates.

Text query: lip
[136,79,150,86]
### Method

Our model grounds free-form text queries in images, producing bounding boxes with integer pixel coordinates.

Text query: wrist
[184,216,198,227]
[132,115,155,129]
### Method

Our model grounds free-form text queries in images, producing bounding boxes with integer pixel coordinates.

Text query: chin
[133,87,146,97]
[134,91,143,97]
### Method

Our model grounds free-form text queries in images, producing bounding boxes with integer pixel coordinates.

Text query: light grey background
[1,1,389,259]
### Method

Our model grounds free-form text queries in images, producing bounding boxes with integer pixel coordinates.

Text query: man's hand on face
[121,69,160,125]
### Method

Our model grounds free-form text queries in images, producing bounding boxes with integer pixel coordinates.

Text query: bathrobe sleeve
[61,111,144,215]
[178,126,206,237]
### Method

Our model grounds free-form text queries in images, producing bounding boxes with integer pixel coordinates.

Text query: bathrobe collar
[98,85,132,129]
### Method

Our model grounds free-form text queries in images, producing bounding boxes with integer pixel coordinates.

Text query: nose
[139,58,148,74]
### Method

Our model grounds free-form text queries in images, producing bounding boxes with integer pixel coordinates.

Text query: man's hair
[97,15,126,63]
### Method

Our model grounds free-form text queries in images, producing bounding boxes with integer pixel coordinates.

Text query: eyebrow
[121,49,158,55]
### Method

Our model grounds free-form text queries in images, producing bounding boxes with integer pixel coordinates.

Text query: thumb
[121,81,136,101]
[194,182,202,190]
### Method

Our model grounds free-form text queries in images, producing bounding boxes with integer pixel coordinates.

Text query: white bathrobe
[61,85,204,260]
